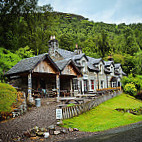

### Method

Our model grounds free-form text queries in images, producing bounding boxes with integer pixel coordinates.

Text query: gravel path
[0,98,95,142]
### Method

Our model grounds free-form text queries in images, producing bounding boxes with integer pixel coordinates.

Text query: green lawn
[137,75,142,79]
[62,93,142,132]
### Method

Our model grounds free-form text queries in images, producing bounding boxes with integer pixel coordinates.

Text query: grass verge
[62,93,142,132]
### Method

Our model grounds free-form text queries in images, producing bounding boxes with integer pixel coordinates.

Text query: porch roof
[55,58,82,76]
[5,53,59,76]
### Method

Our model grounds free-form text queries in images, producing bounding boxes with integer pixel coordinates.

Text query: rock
[48,125,55,130]
[39,128,47,132]
[48,125,55,135]
[43,132,50,138]
[68,128,73,132]
[33,126,39,131]
[36,131,44,136]
[30,133,36,137]
[73,128,79,131]
[13,136,21,142]
[61,129,68,134]
[24,131,31,137]
[57,120,63,125]
[54,131,60,135]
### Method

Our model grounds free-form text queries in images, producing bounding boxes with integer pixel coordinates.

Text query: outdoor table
[76,94,97,99]
[58,97,84,104]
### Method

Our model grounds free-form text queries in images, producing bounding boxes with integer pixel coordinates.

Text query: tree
[98,31,110,58]
[123,27,140,55]
[0,47,21,82]
[59,33,75,51]
[0,0,38,50]
[133,50,142,75]
[15,46,34,58]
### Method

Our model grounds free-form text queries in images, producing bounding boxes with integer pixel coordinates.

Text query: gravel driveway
[0,98,95,142]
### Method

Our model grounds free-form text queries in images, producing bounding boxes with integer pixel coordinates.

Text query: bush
[0,83,17,113]
[121,74,142,91]
[124,83,137,96]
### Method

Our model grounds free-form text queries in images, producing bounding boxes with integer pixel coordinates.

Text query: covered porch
[5,54,82,102]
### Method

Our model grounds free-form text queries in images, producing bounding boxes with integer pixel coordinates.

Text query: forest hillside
[0,1,142,81]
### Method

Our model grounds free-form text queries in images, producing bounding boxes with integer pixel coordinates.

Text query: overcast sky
[38,0,142,24]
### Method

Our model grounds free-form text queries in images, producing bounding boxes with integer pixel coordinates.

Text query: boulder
[68,128,73,132]
[54,131,60,135]
[61,129,68,134]
[43,132,50,138]
[73,128,79,131]
[57,120,63,125]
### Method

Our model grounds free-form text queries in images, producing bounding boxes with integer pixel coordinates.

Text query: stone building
[6,36,126,101]
[48,37,126,94]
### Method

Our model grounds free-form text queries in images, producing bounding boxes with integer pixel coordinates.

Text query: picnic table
[58,97,84,104]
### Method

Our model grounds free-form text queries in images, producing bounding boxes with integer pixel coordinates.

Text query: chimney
[108,54,114,62]
[75,43,78,49]
[74,44,82,55]
[50,36,53,40]
[53,35,55,39]
[48,35,59,55]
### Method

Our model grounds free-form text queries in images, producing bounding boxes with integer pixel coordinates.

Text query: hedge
[0,83,17,113]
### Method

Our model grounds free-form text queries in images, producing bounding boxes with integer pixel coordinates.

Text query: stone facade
[48,37,126,94]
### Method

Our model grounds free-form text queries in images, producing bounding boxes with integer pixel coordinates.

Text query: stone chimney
[48,35,59,55]
[74,44,82,54]
[108,54,114,62]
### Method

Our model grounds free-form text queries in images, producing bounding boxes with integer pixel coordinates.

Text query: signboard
[56,109,62,119]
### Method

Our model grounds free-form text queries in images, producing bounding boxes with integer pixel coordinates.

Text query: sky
[38,0,142,24]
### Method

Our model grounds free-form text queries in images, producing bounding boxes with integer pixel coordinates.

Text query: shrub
[0,83,17,113]
[121,74,142,91]
[124,83,137,96]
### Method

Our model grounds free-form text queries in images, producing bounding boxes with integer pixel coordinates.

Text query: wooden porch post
[82,80,84,95]
[28,73,33,103]
[56,74,60,99]
[70,78,73,96]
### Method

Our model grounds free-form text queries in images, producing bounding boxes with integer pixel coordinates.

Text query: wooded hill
[0,2,142,82]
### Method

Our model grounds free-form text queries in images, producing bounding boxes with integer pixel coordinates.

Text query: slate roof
[87,56,102,65]
[114,63,121,69]
[72,53,87,61]
[5,53,59,76]
[104,68,112,74]
[87,63,100,72]
[55,58,71,71]
[122,71,127,76]
[104,61,114,67]
[55,58,82,75]
[56,48,75,59]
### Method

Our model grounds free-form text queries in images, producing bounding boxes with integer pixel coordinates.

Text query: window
[101,80,104,88]
[73,79,78,90]
[112,82,117,87]
[91,80,94,90]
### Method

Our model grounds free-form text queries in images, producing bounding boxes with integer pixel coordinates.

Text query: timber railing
[96,87,121,92]
[61,90,122,119]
